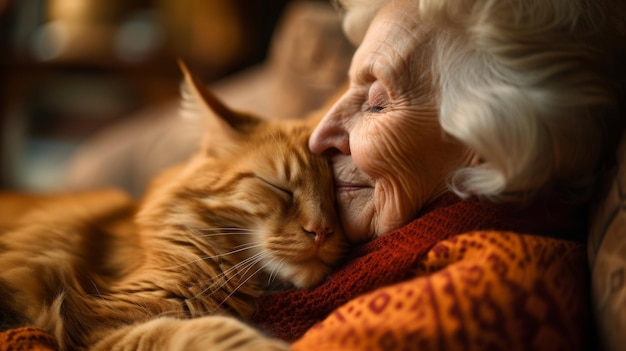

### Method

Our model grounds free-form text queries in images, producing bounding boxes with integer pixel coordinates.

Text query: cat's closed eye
[256,176,293,199]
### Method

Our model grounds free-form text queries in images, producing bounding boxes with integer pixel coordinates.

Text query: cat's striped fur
[0,64,347,350]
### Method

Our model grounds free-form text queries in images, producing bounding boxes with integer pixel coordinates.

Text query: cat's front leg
[91,316,289,351]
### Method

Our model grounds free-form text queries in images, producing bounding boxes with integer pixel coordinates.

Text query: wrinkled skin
[310,0,474,243]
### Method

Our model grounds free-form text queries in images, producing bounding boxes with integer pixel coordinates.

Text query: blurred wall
[0,0,292,191]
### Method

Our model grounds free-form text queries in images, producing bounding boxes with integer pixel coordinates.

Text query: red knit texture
[251,193,585,341]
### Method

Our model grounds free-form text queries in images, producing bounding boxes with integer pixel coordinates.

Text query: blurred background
[0,0,337,193]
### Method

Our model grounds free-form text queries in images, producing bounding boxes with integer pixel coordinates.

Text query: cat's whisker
[210,251,265,282]
[189,227,260,235]
[196,233,258,239]
[194,232,258,239]
[184,226,262,240]
[200,243,264,264]
[186,226,260,233]
[200,251,263,287]
[211,251,268,286]
[166,243,264,270]
[189,254,260,300]
[192,251,268,300]
[234,251,268,282]
[192,227,258,232]
[185,226,248,236]
[231,242,263,251]
[267,258,285,286]
[212,259,273,314]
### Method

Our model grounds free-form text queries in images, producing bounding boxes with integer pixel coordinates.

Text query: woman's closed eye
[365,81,390,113]
[366,105,386,113]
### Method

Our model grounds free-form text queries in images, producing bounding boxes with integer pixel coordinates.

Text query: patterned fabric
[0,328,57,351]
[292,231,588,351]
[253,193,586,341]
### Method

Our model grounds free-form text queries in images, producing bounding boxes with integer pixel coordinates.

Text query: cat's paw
[167,316,289,351]
[93,316,289,351]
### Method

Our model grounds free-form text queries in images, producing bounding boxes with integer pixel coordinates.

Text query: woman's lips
[331,154,374,193]
[335,181,372,192]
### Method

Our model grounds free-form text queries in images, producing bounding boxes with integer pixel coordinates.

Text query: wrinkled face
[310,0,472,243]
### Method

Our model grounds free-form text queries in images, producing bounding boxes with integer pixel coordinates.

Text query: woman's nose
[309,108,351,156]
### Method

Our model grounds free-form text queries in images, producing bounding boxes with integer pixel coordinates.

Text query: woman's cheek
[350,136,383,180]
[353,120,405,178]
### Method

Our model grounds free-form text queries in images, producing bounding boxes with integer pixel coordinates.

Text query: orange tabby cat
[0,64,347,351]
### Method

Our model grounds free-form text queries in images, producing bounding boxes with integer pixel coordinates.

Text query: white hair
[419,0,625,201]
[331,0,388,45]
[340,0,625,202]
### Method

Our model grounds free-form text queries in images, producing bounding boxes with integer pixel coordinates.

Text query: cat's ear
[177,60,261,143]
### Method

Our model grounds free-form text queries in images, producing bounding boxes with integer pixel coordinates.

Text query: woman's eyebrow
[350,60,378,85]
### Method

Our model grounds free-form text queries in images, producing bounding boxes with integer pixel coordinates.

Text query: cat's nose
[302,226,333,245]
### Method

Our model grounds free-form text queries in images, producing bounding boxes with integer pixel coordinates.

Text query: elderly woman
[249,0,626,349]
[310,0,622,243]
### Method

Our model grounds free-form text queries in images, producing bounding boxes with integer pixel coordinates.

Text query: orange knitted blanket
[292,231,589,351]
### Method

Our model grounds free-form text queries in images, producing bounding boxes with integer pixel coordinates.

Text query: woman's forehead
[349,5,428,86]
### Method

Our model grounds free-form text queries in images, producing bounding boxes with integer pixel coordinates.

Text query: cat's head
[140,63,347,289]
